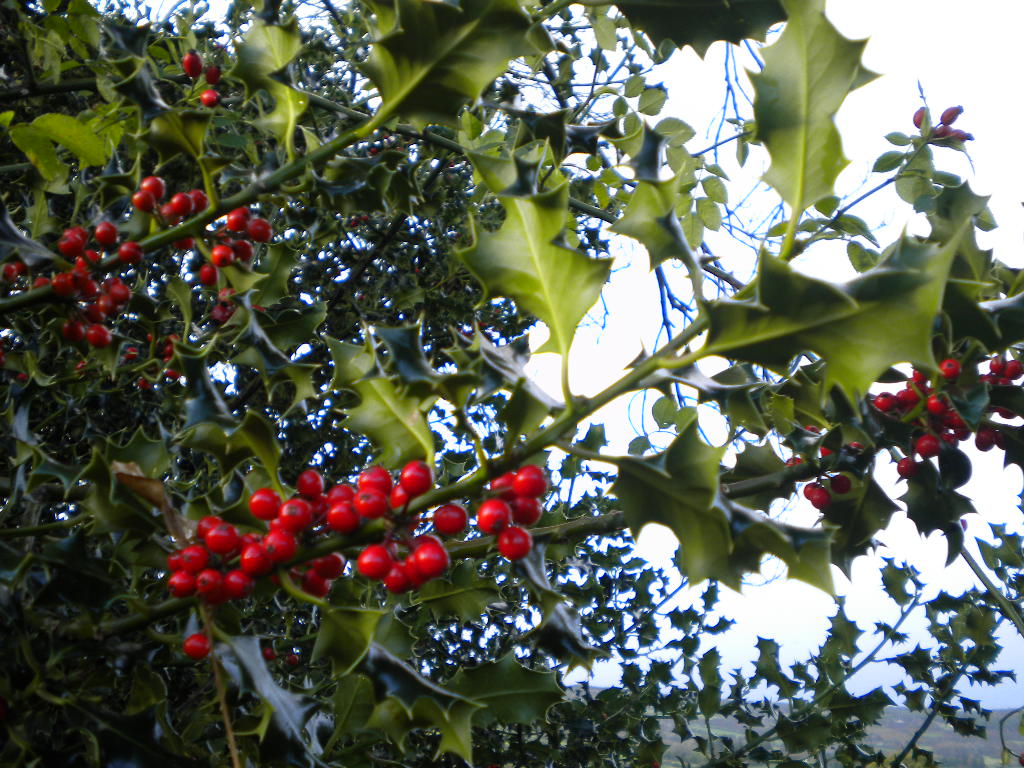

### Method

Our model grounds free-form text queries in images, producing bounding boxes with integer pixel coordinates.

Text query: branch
[960,547,1024,640]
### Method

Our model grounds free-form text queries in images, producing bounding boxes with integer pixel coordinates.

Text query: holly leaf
[581,0,785,56]
[721,442,794,511]
[30,113,108,167]
[458,153,611,358]
[702,228,967,400]
[410,560,502,621]
[359,0,542,126]
[312,606,387,675]
[447,654,562,728]
[0,207,57,268]
[752,0,873,222]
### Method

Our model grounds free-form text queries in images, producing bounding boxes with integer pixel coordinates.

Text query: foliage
[0,0,1022,767]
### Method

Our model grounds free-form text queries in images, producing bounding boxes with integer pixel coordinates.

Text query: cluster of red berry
[169,461,550,659]
[182,50,223,108]
[913,104,973,142]
[200,206,273,287]
[786,427,860,511]
[873,356,1021,478]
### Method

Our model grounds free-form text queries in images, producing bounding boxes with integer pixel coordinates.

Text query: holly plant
[0,0,1022,766]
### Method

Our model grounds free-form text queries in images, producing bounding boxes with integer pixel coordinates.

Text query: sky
[522,1,1024,709]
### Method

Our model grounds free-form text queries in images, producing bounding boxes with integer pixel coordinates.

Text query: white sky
[530,1,1024,708]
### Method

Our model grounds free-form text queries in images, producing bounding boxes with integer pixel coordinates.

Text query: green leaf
[751,0,873,221]
[229,18,304,98]
[611,177,703,277]
[458,152,611,358]
[702,227,968,399]
[872,150,905,173]
[145,110,210,161]
[312,605,387,675]
[359,0,542,126]
[582,0,785,56]
[31,113,108,167]
[698,648,722,716]
[446,654,562,728]
[9,124,66,183]
[721,442,793,511]
[411,560,502,621]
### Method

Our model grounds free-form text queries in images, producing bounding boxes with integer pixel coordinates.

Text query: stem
[960,547,1024,640]
[203,605,242,768]
[0,516,82,538]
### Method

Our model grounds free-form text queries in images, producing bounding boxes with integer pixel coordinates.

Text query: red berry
[167,570,196,597]
[411,538,449,580]
[33,276,51,288]
[131,190,156,212]
[296,469,324,498]
[94,221,118,247]
[312,552,345,579]
[510,496,542,525]
[477,499,511,534]
[189,189,209,211]
[939,358,960,380]
[169,192,194,217]
[211,244,234,267]
[939,105,963,126]
[52,272,77,297]
[915,433,941,459]
[389,484,410,510]
[513,465,547,497]
[204,523,240,555]
[433,503,467,536]
[195,568,223,595]
[358,466,393,495]
[223,569,254,600]
[357,544,393,580]
[231,239,254,262]
[61,319,85,342]
[167,551,185,571]
[240,543,273,575]
[497,525,532,560]
[200,89,220,108]
[383,562,412,593]
[490,472,516,500]
[278,498,313,533]
[182,50,203,79]
[829,474,852,495]
[399,460,433,497]
[896,457,918,479]
[326,501,361,533]
[139,175,166,200]
[912,107,926,129]
[199,263,218,286]
[926,394,947,416]
[226,207,250,232]
[302,570,331,597]
[263,530,297,562]
[205,64,221,84]
[975,427,997,452]
[85,324,112,348]
[354,490,388,519]
[196,515,221,540]
[58,230,86,257]
[83,302,106,324]
[806,485,831,510]
[118,241,143,264]
[249,487,281,520]
[327,484,355,504]
[106,279,131,305]
[183,632,211,659]
[246,217,273,242]
[1006,360,1023,380]
[262,645,276,661]
[285,652,299,666]
[896,388,920,408]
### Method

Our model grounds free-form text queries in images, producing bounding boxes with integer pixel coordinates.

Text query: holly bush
[2,0,1023,766]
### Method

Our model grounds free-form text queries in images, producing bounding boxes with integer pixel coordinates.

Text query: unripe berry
[327,500,361,533]
[513,465,547,497]
[249,487,281,520]
[182,50,203,79]
[912,107,926,129]
[357,544,393,580]
[200,89,220,108]
[296,469,324,498]
[183,632,211,659]
[477,499,511,534]
[915,433,941,459]
[497,525,532,560]
[240,543,273,575]
[140,175,166,200]
[263,529,298,562]
[933,124,952,139]
[433,503,467,536]
[939,105,963,126]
